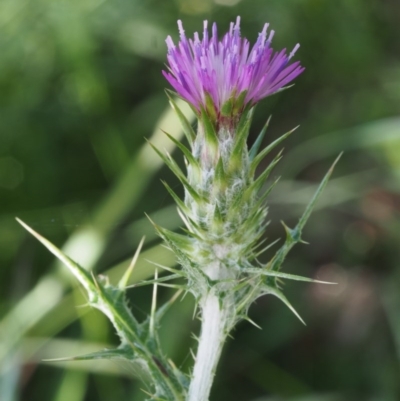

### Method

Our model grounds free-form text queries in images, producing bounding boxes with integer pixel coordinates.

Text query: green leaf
[162,130,200,170]
[268,154,342,273]
[252,238,280,258]
[250,125,297,176]
[296,153,342,233]
[213,202,224,223]
[263,285,305,325]
[119,237,145,289]
[204,93,218,123]
[166,91,196,145]
[149,140,204,203]
[154,290,184,322]
[161,181,190,214]
[214,157,227,189]
[148,217,194,255]
[230,114,252,167]
[232,90,248,114]
[200,107,219,151]
[243,268,336,284]
[251,177,280,213]
[147,141,186,180]
[16,219,98,298]
[249,150,282,195]
[127,274,182,288]
[16,219,142,343]
[249,116,271,161]
[43,347,134,362]
[220,98,234,117]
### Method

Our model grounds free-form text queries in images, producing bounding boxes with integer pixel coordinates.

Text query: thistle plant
[17,16,339,401]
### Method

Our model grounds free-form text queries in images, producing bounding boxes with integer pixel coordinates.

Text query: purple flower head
[163,17,304,124]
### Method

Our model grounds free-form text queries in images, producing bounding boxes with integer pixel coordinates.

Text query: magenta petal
[163,18,304,117]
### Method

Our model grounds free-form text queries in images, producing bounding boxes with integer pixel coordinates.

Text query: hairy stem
[187,292,228,401]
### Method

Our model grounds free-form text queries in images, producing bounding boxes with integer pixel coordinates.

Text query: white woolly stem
[187,292,228,401]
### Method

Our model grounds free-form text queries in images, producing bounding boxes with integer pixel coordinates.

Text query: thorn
[190,348,196,361]
[192,303,198,320]
[242,315,262,330]
[140,389,154,398]
[90,271,100,291]
[168,289,184,305]
[144,259,182,275]
[15,217,35,236]
[156,283,186,289]
[42,356,75,362]
[150,269,158,338]
[330,152,343,172]
[177,208,192,230]
[118,237,145,289]
[75,302,91,309]
[180,290,190,302]
[168,358,178,371]
[145,212,157,227]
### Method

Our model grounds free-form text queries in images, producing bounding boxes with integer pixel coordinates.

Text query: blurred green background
[1,0,400,400]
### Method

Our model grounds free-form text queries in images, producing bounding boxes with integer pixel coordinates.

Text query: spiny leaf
[220,97,234,116]
[148,142,186,181]
[200,107,219,151]
[16,218,97,296]
[180,227,203,241]
[213,202,224,223]
[148,216,194,254]
[214,157,227,188]
[166,90,196,145]
[127,274,181,288]
[269,154,342,273]
[204,93,218,123]
[235,105,254,137]
[264,286,306,325]
[148,144,202,202]
[176,208,203,237]
[161,181,189,214]
[245,151,282,201]
[252,238,280,259]
[243,268,336,284]
[249,177,280,216]
[249,115,271,161]
[230,113,253,165]
[145,259,184,276]
[16,219,142,343]
[148,140,186,180]
[240,315,262,330]
[155,290,184,322]
[162,130,200,170]
[43,347,134,362]
[150,269,158,338]
[119,237,145,289]
[296,153,342,233]
[250,126,297,176]
[233,90,249,115]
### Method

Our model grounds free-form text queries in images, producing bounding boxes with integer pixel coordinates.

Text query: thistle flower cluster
[163,16,304,128]
[18,17,338,401]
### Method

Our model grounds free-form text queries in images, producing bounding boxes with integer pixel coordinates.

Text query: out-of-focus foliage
[1,0,400,400]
